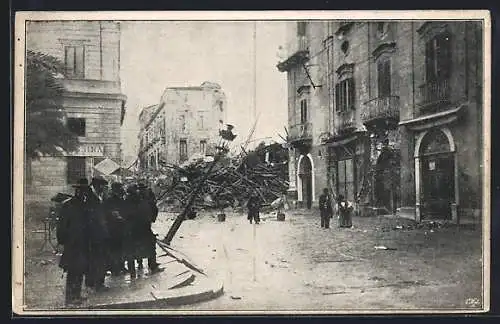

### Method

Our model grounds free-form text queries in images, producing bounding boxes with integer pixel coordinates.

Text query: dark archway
[419,129,454,219]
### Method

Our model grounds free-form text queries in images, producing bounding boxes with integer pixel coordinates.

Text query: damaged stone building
[277,20,483,224]
[26,21,127,201]
[138,82,227,169]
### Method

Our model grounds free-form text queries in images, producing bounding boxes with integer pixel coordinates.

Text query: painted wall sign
[67,144,105,157]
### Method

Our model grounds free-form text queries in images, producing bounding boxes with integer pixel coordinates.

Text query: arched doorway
[298,155,313,209]
[374,148,400,214]
[418,129,455,220]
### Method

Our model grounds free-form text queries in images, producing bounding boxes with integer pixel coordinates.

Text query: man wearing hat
[103,182,127,275]
[56,178,93,306]
[122,184,142,277]
[86,176,111,292]
[137,182,163,274]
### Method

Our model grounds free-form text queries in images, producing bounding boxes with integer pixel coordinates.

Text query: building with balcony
[278,20,483,224]
[26,21,127,201]
[138,82,227,169]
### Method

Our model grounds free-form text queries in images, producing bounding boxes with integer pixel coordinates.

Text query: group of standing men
[56,177,163,306]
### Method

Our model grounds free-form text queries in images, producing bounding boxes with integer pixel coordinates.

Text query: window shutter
[348,78,355,110]
[425,40,434,81]
[335,84,340,112]
[384,60,391,95]
[65,46,75,76]
[437,34,451,80]
[75,46,85,78]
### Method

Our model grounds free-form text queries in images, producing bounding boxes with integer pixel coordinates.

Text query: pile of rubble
[149,149,288,213]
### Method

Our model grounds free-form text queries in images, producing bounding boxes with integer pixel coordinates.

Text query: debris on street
[374,246,397,251]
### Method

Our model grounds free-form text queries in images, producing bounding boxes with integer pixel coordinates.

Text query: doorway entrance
[374,148,400,214]
[419,129,455,220]
[298,155,313,209]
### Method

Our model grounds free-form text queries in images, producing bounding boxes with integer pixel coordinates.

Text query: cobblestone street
[153,209,484,312]
[23,208,484,312]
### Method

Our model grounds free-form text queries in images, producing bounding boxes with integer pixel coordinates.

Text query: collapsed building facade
[278,20,483,224]
[138,82,227,170]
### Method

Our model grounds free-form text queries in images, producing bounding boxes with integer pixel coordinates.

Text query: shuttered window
[425,33,451,82]
[377,58,391,97]
[335,78,355,112]
[300,99,308,124]
[64,45,85,79]
[179,139,188,162]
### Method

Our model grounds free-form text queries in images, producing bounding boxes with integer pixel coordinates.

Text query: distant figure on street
[319,188,333,229]
[103,182,127,276]
[247,192,261,224]
[56,178,93,306]
[337,194,353,228]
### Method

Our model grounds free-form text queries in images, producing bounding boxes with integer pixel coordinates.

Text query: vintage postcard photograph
[12,10,491,315]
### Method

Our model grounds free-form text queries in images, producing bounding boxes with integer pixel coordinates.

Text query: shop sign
[67,144,104,157]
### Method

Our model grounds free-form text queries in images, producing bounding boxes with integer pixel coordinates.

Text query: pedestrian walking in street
[319,188,333,229]
[137,182,163,274]
[86,176,111,292]
[247,192,261,224]
[56,178,92,306]
[103,182,127,276]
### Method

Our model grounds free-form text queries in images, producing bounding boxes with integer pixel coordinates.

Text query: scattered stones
[230,295,242,300]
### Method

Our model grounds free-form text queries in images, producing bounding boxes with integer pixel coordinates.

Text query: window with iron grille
[67,157,86,184]
[335,78,355,112]
[64,45,85,79]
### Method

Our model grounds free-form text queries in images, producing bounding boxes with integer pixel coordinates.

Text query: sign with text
[67,144,105,157]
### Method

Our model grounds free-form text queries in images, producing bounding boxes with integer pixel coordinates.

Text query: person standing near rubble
[56,178,92,306]
[123,184,141,277]
[137,182,163,274]
[86,176,111,292]
[319,188,333,229]
[103,182,127,276]
[247,192,261,224]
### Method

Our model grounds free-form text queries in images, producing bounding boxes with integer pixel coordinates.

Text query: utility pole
[251,21,257,147]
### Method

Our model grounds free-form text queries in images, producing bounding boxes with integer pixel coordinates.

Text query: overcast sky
[119,21,288,163]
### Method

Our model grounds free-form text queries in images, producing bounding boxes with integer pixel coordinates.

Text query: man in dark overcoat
[103,182,127,275]
[86,176,110,292]
[319,188,333,229]
[56,178,92,306]
[122,184,142,277]
[247,192,261,224]
[137,182,163,274]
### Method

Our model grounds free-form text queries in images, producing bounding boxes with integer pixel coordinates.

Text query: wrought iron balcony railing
[289,122,313,142]
[418,79,450,112]
[362,96,400,125]
[335,109,356,133]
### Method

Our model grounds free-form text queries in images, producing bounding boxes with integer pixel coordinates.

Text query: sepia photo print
[12,11,491,315]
